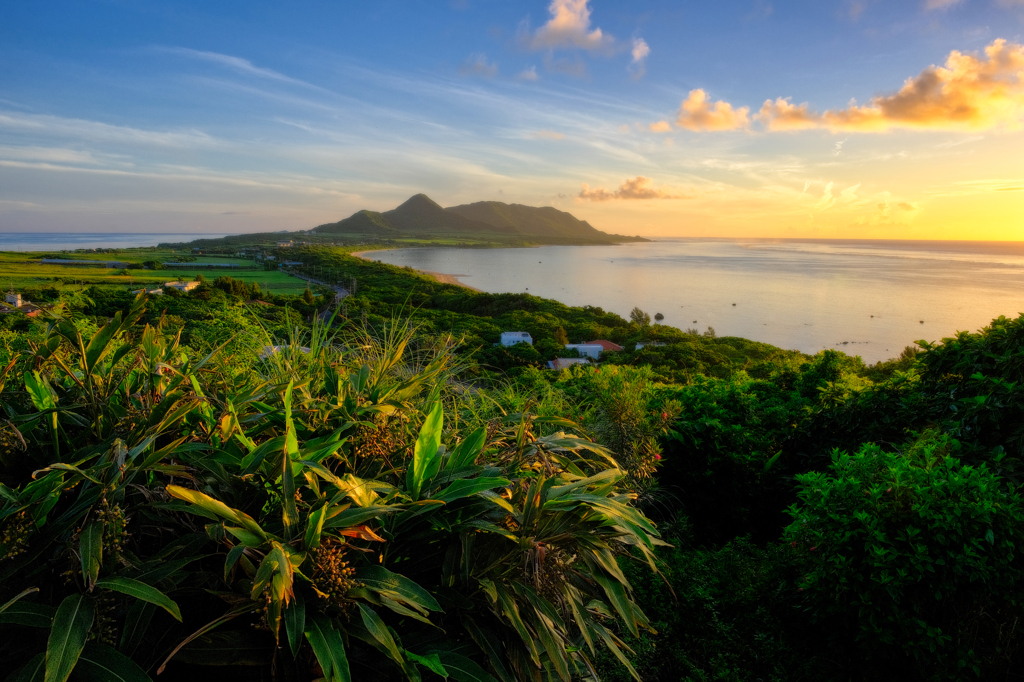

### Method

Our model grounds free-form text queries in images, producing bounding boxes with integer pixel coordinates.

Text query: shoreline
[350,249,482,292]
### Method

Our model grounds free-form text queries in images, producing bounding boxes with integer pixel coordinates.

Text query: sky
[0,0,1022,240]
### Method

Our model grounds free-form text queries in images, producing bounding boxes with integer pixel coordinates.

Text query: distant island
[312,193,648,245]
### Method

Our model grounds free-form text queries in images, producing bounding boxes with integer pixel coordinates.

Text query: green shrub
[785,433,1024,679]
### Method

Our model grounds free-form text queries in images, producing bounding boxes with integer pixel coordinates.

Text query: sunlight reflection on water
[369,238,1024,363]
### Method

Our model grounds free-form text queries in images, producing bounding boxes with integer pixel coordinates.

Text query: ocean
[366,238,1024,364]
[0,232,236,251]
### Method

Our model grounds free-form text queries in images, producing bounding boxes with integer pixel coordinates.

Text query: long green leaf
[591,622,640,681]
[284,593,306,659]
[0,587,40,614]
[44,593,95,682]
[165,485,267,541]
[462,616,515,682]
[0,601,56,628]
[75,643,151,682]
[117,601,155,659]
[83,315,122,374]
[433,477,511,504]
[434,651,498,682]
[495,587,539,667]
[281,381,300,541]
[79,522,103,588]
[406,651,448,678]
[8,653,45,682]
[407,402,443,500]
[446,427,486,471]
[322,506,396,530]
[591,574,637,638]
[355,565,442,615]
[304,615,351,682]
[357,603,404,667]
[95,577,182,622]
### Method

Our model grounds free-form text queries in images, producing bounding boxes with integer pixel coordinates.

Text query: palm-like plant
[0,301,663,682]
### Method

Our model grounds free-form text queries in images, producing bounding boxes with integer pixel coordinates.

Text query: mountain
[446,200,621,241]
[313,194,647,244]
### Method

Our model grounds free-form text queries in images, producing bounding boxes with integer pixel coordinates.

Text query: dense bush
[786,433,1024,679]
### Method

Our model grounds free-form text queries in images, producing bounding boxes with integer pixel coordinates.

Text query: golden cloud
[649,120,672,133]
[675,89,750,131]
[577,176,682,201]
[759,39,1024,132]
[531,130,565,139]
[527,0,614,52]
[660,40,1024,134]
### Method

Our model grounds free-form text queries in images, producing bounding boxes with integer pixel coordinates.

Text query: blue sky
[1,0,1022,238]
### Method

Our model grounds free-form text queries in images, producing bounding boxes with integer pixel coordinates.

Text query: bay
[0,232,238,251]
[366,238,1024,364]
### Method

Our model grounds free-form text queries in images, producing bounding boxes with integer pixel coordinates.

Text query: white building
[635,341,667,350]
[500,331,533,346]
[563,344,604,360]
[164,281,200,293]
[5,292,22,307]
[547,357,589,371]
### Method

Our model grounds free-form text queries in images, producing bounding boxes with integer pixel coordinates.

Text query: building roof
[587,339,624,352]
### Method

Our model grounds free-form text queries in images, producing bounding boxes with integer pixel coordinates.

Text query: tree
[303,288,315,305]
[786,434,1024,678]
[630,307,651,326]
[554,326,569,345]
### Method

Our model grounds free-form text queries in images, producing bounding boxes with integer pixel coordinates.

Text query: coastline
[350,249,482,292]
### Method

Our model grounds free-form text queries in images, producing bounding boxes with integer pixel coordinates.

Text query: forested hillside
[1,246,1022,681]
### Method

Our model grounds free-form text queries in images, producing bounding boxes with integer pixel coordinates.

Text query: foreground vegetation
[1,243,1023,681]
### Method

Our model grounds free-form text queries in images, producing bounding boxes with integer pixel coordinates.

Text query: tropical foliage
[0,297,666,681]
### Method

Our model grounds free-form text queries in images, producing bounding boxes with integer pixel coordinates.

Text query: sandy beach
[350,249,481,292]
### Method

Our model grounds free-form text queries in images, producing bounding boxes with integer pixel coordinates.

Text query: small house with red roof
[586,339,624,352]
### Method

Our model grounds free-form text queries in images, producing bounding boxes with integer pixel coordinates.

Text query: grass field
[0,250,312,295]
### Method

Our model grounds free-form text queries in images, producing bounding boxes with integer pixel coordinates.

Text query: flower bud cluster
[311,541,360,612]
[0,511,32,561]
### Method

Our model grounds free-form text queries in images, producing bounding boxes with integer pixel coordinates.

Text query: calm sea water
[0,232,236,251]
[367,239,1024,364]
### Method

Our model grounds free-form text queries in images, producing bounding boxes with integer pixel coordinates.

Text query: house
[131,289,164,296]
[277,240,293,247]
[587,339,624,352]
[500,331,533,346]
[164,281,200,293]
[547,357,589,371]
[5,292,22,307]
[259,345,311,360]
[563,344,605,360]
[635,341,667,350]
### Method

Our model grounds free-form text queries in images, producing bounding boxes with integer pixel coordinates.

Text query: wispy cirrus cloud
[159,47,316,89]
[577,176,682,201]
[531,129,565,139]
[0,111,216,148]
